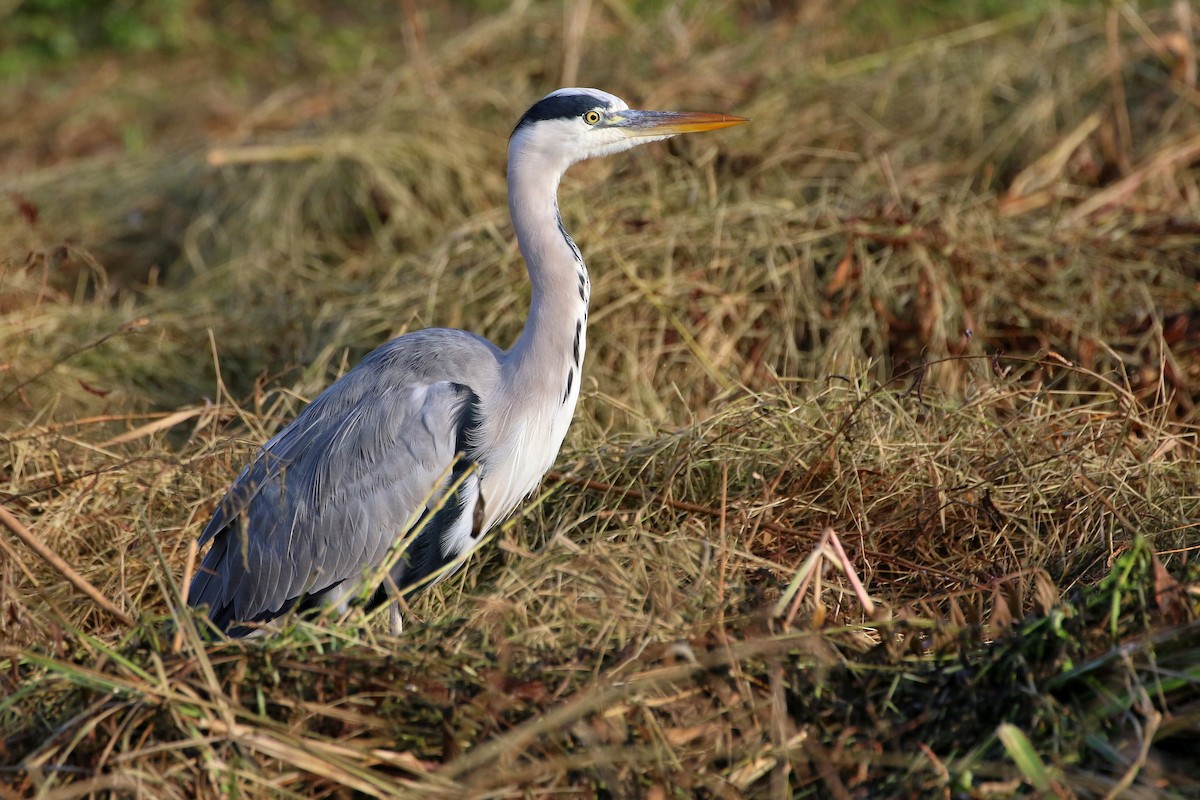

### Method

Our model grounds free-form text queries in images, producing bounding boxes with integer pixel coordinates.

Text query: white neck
[466,143,590,531]
[504,147,590,406]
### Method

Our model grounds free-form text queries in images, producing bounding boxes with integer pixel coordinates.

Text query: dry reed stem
[440,632,821,781]
[0,504,134,628]
[2,2,1199,796]
[1066,131,1200,221]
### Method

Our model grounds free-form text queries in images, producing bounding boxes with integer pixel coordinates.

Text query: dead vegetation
[2,2,1199,797]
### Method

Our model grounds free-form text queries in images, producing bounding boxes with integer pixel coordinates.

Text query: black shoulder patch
[512,93,609,136]
[451,383,483,457]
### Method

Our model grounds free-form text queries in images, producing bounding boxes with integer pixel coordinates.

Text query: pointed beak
[612,109,749,138]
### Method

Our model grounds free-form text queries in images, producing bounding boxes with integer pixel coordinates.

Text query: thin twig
[440,633,819,781]
[1065,132,1200,221]
[172,538,199,653]
[768,657,790,800]
[561,0,592,87]
[544,471,961,582]
[0,318,148,405]
[1174,0,1197,88]
[0,503,135,628]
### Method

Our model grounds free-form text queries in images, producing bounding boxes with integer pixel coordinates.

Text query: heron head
[509,87,747,171]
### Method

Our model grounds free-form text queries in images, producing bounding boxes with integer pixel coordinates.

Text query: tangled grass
[2,2,1199,797]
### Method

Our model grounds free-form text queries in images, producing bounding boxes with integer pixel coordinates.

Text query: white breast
[476,367,582,534]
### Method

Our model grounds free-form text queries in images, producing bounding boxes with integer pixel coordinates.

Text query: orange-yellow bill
[617,110,750,137]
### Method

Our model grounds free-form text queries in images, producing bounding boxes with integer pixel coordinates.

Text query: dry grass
[2,2,1199,797]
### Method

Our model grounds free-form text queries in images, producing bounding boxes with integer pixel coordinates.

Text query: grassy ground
[2,1,1199,797]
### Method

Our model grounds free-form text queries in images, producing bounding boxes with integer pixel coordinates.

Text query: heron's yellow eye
[583,110,602,125]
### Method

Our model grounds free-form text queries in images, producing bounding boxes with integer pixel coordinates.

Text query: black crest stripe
[512,93,611,136]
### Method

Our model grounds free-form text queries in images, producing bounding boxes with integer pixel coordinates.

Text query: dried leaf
[1003,579,1024,620]
[989,587,1014,632]
[948,596,966,628]
[77,380,112,398]
[1031,570,1060,616]
[10,193,39,225]
[824,251,857,296]
[1153,553,1190,624]
[663,724,717,747]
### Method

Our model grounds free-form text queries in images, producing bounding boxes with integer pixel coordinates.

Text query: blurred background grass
[6,0,1195,434]
[1,1,1198,797]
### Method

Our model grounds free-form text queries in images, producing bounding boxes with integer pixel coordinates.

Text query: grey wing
[188,377,482,634]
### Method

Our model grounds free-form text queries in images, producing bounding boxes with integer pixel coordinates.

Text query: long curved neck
[505,148,590,403]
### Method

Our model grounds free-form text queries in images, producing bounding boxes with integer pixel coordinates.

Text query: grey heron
[188,88,746,636]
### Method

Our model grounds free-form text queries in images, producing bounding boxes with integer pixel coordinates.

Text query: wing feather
[189,374,483,633]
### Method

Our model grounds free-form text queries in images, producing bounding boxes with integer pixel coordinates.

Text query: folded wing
[188,377,482,635]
